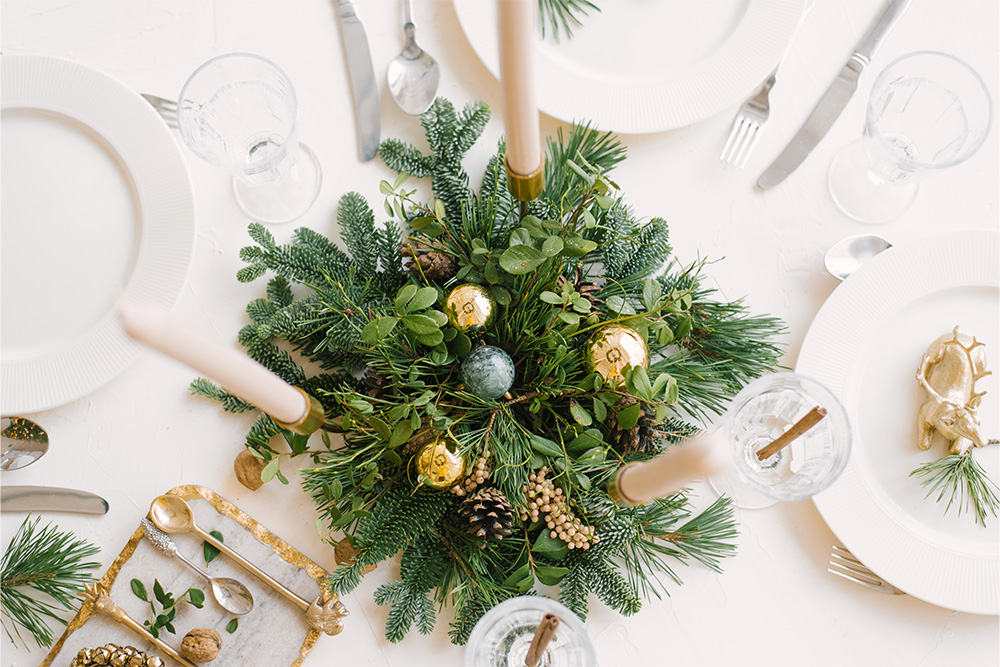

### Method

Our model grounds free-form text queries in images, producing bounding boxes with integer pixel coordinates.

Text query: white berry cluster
[519,466,598,550]
[451,449,491,496]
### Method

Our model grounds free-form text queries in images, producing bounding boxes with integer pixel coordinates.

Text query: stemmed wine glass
[176,53,322,224]
[465,597,595,667]
[828,51,992,224]
[708,373,852,510]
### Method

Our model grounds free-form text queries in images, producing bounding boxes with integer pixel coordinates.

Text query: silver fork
[720,68,777,168]
[828,545,905,595]
[141,93,178,128]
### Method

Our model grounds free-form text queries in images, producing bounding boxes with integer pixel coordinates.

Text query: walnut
[234,448,267,491]
[180,628,222,663]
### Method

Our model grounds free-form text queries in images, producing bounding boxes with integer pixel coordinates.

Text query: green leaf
[410,216,433,230]
[416,330,445,347]
[651,373,671,399]
[532,530,569,561]
[561,235,598,257]
[131,579,147,601]
[450,331,472,357]
[592,397,607,422]
[501,563,531,589]
[204,530,224,564]
[401,314,441,335]
[433,199,446,220]
[379,180,395,196]
[392,172,409,189]
[673,314,693,339]
[617,403,642,430]
[499,245,546,275]
[261,457,281,482]
[577,446,606,464]
[540,291,563,305]
[389,422,415,448]
[567,428,604,455]
[361,320,379,345]
[395,284,418,311]
[226,619,239,634]
[529,434,563,457]
[541,236,564,256]
[491,286,511,306]
[569,401,592,426]
[153,580,169,607]
[534,565,569,586]
[186,588,206,608]
[368,416,392,441]
[408,286,439,312]
[642,280,661,311]
[630,365,654,399]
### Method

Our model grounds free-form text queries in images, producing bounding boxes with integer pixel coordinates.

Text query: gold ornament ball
[586,324,649,386]
[444,284,496,333]
[414,437,467,488]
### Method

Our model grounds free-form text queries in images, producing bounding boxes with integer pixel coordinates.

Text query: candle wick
[755,406,827,461]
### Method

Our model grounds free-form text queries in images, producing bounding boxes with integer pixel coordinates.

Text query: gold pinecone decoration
[460,487,514,541]
[72,644,164,667]
[609,397,663,455]
[399,241,458,282]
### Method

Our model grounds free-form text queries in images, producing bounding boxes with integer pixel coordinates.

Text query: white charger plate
[1,55,195,414]
[453,0,807,133]
[797,230,999,615]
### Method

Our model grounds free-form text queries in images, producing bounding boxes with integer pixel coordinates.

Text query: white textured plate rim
[453,0,807,133]
[1,55,196,414]
[798,229,999,615]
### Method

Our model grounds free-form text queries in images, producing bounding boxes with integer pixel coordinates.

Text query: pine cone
[460,487,514,541]
[609,397,662,454]
[399,241,458,282]
[557,269,601,312]
[364,367,388,397]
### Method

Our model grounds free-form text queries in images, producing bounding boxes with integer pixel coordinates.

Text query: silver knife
[335,0,381,161]
[756,0,912,190]
[1,485,109,515]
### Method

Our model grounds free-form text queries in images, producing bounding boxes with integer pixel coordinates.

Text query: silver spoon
[386,0,440,115]
[141,518,254,615]
[1,417,49,470]
[824,234,892,281]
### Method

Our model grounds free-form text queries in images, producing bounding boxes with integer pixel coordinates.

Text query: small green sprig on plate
[130,578,205,638]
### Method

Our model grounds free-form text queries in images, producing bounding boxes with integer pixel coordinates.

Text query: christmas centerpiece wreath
[193,99,783,644]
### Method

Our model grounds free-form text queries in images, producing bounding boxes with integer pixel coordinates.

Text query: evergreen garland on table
[1,516,101,648]
[192,98,784,644]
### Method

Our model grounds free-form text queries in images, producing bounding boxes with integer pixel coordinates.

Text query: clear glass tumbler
[176,53,322,224]
[828,51,992,224]
[465,597,595,667]
[709,373,852,510]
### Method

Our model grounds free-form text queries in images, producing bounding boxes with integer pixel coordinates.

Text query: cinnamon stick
[524,613,560,667]
[756,406,827,461]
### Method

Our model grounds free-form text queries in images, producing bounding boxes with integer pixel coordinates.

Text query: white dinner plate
[1,55,195,414]
[453,0,807,133]
[797,230,999,615]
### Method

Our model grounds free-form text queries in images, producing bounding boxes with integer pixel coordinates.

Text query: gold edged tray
[42,485,341,666]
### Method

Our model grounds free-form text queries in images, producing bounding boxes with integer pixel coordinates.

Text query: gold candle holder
[505,153,545,202]
[271,386,326,435]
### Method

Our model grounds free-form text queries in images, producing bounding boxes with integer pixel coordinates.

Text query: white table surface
[2,1,998,666]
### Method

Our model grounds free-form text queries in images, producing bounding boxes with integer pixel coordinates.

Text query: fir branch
[188,378,256,414]
[911,452,1000,525]
[1,516,100,648]
[537,0,601,42]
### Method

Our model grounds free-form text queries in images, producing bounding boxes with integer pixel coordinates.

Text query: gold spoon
[149,495,348,635]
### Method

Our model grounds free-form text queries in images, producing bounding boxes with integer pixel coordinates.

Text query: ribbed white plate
[798,230,999,615]
[453,0,807,133]
[1,55,195,414]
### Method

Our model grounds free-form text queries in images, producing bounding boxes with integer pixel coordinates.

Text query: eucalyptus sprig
[1,516,100,649]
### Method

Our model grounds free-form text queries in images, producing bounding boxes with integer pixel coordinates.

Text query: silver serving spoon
[824,234,892,281]
[386,0,440,115]
[1,417,49,470]
[141,518,254,615]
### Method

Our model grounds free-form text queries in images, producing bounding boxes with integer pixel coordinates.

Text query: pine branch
[911,452,1000,526]
[537,0,601,41]
[1,516,100,648]
[188,378,256,414]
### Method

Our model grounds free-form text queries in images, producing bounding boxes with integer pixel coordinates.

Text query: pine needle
[1,516,100,648]
[911,452,1000,526]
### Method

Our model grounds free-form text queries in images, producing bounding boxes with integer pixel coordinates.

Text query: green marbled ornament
[460,345,515,400]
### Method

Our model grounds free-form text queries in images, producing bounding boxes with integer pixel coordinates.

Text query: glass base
[233,142,322,224]
[828,142,919,224]
[708,466,778,510]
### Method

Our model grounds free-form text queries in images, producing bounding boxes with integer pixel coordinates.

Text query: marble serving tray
[42,485,338,666]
